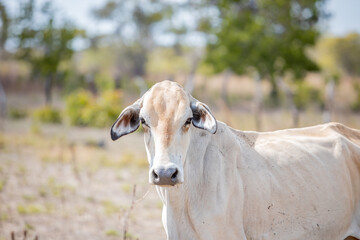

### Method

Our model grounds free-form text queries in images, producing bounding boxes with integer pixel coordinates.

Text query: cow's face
[111,81,217,187]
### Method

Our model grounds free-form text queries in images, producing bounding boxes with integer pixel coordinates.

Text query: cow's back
[232,122,360,239]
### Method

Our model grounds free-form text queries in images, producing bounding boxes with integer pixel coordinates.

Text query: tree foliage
[316,33,360,78]
[93,0,173,78]
[204,0,326,100]
[0,2,10,53]
[333,33,360,77]
[14,0,84,103]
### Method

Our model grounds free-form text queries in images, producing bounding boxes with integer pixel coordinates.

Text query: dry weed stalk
[69,143,81,183]
[123,184,137,240]
[10,230,38,240]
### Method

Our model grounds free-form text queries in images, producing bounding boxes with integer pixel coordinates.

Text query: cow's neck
[156,122,244,239]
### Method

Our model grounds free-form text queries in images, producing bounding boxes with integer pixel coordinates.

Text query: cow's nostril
[171,169,178,181]
[152,170,159,181]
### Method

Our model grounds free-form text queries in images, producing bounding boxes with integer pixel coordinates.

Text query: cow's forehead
[142,81,190,122]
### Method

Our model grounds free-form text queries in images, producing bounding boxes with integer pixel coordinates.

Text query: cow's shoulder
[324,122,360,146]
[228,127,259,148]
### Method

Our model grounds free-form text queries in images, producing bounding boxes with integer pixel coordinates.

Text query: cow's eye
[141,118,149,127]
[184,118,192,127]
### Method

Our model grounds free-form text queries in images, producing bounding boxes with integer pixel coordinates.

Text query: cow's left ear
[110,99,142,141]
[190,100,217,134]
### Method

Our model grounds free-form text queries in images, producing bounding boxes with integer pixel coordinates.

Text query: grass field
[0,118,165,240]
[2,86,360,240]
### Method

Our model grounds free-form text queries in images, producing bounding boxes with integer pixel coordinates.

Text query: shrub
[293,82,323,111]
[66,90,93,126]
[0,180,4,192]
[102,200,122,215]
[105,229,119,237]
[97,90,123,122]
[95,73,114,91]
[82,105,109,128]
[9,108,28,119]
[33,106,62,124]
[17,204,44,215]
[65,90,123,128]
[352,83,360,112]
[0,134,5,149]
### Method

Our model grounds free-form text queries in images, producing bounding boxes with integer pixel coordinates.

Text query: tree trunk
[276,77,299,127]
[0,80,7,130]
[134,76,147,96]
[221,69,231,106]
[114,73,121,89]
[184,74,195,94]
[113,67,123,89]
[0,3,9,57]
[269,75,280,106]
[184,58,200,94]
[44,74,53,105]
[86,72,98,96]
[254,73,263,131]
[323,78,335,123]
[218,69,232,126]
[185,50,202,94]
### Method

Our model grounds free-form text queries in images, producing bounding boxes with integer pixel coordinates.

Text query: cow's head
[110,81,217,186]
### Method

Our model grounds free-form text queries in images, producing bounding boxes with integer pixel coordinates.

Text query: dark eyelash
[184,118,192,126]
[141,118,149,127]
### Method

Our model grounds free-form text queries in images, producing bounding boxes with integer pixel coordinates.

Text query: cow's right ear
[190,98,217,134]
[110,100,142,141]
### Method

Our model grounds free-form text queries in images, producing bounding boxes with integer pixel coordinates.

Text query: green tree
[333,33,360,77]
[205,0,325,103]
[316,34,360,114]
[93,0,172,85]
[0,2,10,55]
[329,33,360,112]
[0,2,11,122]
[15,0,84,104]
[315,36,341,77]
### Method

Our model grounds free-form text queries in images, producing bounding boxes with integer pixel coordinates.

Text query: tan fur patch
[329,122,360,146]
[182,124,190,134]
[142,81,190,147]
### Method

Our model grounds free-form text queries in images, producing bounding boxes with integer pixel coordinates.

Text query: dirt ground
[0,118,166,240]
[2,88,360,240]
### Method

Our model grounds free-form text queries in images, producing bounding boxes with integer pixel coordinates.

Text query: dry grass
[3,108,360,239]
[2,83,360,240]
[0,119,163,240]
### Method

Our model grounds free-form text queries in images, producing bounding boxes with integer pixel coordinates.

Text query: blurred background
[0,0,360,239]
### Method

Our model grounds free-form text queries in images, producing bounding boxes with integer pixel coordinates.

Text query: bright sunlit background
[1,0,360,239]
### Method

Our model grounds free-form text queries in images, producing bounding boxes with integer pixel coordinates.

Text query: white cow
[111,80,360,240]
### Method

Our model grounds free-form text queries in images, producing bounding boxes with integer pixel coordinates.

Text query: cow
[110,80,360,240]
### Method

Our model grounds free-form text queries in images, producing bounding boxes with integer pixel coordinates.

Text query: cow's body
[111,81,360,240]
[156,121,360,240]
[241,123,360,240]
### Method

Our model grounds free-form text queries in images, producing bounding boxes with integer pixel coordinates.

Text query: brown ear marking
[110,108,141,141]
[115,114,129,129]
[115,111,139,129]
[190,101,217,134]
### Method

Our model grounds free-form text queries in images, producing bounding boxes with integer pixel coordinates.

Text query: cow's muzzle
[150,167,180,186]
